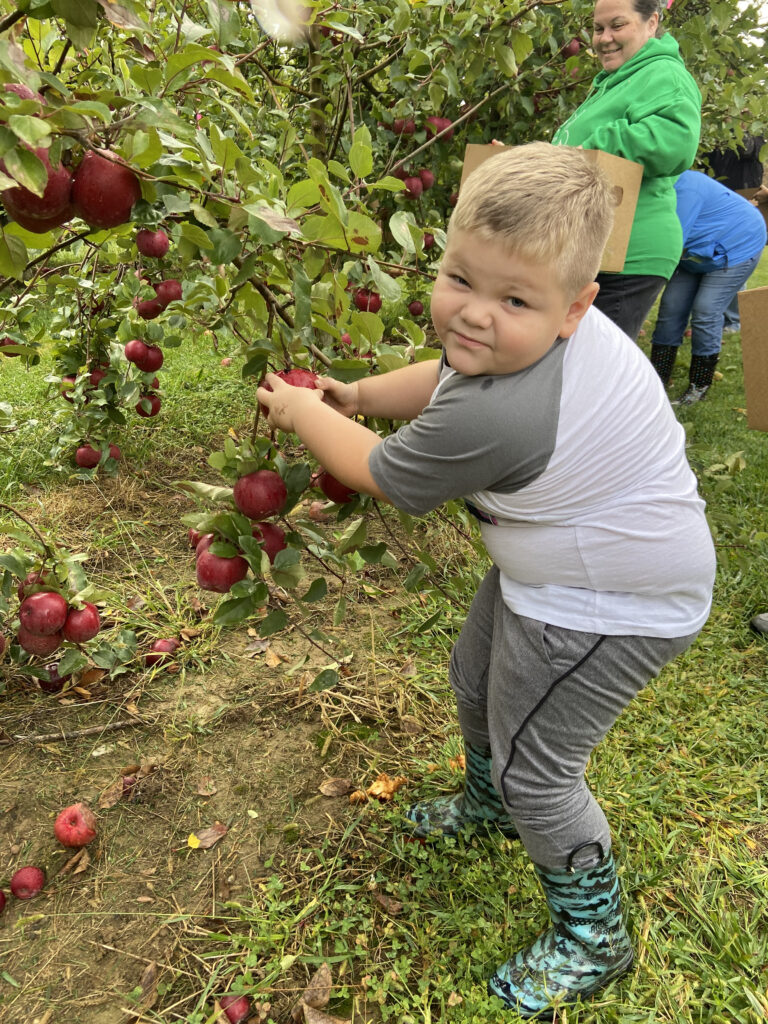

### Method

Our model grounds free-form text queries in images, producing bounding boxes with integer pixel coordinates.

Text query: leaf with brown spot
[188,821,228,849]
[319,778,353,797]
[302,962,332,1008]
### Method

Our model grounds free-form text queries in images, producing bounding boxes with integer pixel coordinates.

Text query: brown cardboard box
[736,188,768,229]
[738,285,768,431]
[460,144,643,273]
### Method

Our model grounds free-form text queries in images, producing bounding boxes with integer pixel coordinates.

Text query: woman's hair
[448,142,617,297]
[630,0,665,34]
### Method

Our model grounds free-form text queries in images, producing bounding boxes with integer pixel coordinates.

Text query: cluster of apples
[0,803,98,915]
[124,338,165,418]
[13,579,101,658]
[0,105,141,235]
[391,114,454,140]
[392,164,436,201]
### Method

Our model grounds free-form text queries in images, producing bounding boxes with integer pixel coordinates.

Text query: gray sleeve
[368,342,565,516]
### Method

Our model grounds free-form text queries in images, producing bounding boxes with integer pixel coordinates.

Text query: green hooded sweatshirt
[552,35,701,279]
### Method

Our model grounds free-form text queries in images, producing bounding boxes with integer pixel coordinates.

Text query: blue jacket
[675,170,766,272]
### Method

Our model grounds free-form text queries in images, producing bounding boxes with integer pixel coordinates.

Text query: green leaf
[332,594,347,627]
[259,608,289,636]
[174,480,235,504]
[180,222,215,251]
[2,147,47,196]
[213,593,264,626]
[301,577,327,603]
[389,210,421,254]
[366,257,401,302]
[509,28,534,66]
[349,139,373,180]
[403,562,429,592]
[0,233,28,280]
[494,41,518,77]
[7,116,51,146]
[308,668,339,692]
[52,0,98,27]
[208,228,241,265]
[335,517,367,555]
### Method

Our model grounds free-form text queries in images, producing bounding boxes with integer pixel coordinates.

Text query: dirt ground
[0,477,422,1024]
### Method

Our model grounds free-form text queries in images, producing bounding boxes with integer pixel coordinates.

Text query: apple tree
[0,0,765,659]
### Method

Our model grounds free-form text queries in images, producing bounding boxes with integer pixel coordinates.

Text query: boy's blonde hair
[449,142,616,297]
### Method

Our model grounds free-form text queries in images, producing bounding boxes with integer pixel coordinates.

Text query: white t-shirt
[368,305,715,637]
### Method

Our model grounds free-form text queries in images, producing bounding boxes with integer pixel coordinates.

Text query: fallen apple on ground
[145,638,181,666]
[10,866,45,900]
[39,662,71,693]
[220,994,251,1023]
[54,803,97,848]
[0,889,5,915]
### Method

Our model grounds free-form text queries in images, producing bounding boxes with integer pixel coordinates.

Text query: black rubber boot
[649,344,678,387]
[673,353,719,406]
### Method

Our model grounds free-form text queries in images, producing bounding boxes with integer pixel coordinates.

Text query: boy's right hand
[315,376,360,418]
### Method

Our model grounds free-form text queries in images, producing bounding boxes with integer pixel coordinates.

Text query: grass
[2,255,768,1022]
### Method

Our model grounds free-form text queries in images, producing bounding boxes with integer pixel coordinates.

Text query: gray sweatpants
[451,567,699,869]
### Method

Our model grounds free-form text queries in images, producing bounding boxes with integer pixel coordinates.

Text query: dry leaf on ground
[188,821,228,849]
[302,962,332,1008]
[318,778,353,797]
[194,776,218,797]
[349,772,408,803]
[374,892,403,915]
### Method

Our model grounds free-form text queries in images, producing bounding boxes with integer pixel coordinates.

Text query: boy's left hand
[257,372,324,433]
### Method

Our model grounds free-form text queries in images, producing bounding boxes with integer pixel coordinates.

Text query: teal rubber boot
[488,847,634,1019]
[405,742,519,840]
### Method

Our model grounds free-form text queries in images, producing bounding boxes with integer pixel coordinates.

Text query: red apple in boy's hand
[259,367,319,415]
[54,803,97,848]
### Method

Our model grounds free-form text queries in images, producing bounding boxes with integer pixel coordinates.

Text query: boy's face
[430,230,598,377]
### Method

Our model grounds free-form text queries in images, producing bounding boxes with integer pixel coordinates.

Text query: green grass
[2,255,768,1022]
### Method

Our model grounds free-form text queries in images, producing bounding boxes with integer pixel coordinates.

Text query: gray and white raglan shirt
[368,305,715,638]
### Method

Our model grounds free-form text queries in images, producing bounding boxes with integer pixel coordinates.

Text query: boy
[257,143,715,1019]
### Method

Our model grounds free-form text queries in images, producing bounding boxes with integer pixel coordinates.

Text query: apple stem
[0,503,56,563]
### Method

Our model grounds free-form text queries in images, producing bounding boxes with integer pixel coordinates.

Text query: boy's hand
[315,376,359,418]
[257,372,324,433]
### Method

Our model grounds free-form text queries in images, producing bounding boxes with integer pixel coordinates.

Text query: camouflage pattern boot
[405,742,519,840]
[488,846,634,1019]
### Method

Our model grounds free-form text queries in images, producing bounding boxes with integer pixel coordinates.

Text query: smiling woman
[549,0,701,341]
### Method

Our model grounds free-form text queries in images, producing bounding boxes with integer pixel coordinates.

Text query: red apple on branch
[252,522,287,563]
[392,117,415,136]
[154,278,182,307]
[71,149,142,230]
[196,550,249,592]
[259,367,319,414]
[1,147,73,227]
[425,116,454,140]
[233,470,287,521]
[17,626,63,657]
[136,393,162,418]
[403,176,423,200]
[136,228,170,258]
[418,169,435,190]
[19,591,69,636]
[62,603,101,643]
[353,288,382,313]
[407,300,424,316]
[124,340,163,371]
[317,469,358,504]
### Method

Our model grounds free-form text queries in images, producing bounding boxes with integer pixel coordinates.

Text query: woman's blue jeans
[651,253,762,357]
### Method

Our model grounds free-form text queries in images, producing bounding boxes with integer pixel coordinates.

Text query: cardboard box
[738,286,768,431]
[736,188,768,229]
[460,144,643,273]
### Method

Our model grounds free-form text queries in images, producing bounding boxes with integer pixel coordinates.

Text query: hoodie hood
[591,34,686,91]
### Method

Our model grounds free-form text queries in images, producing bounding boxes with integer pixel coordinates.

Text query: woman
[649,170,766,404]
[552,0,701,340]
